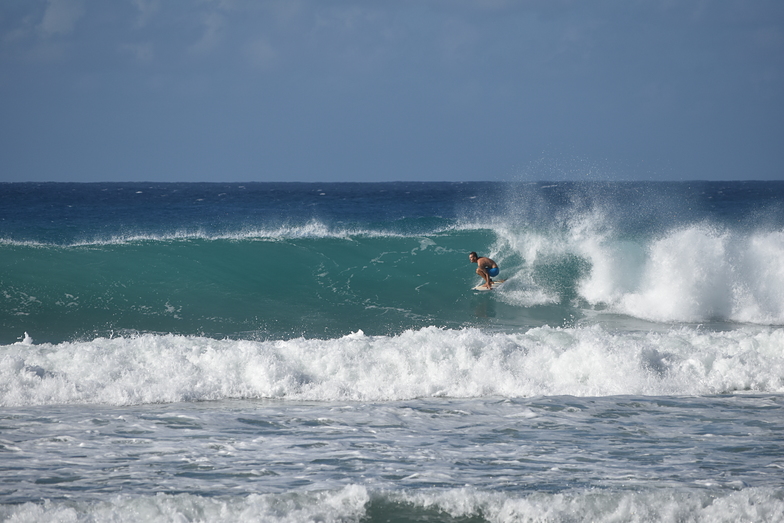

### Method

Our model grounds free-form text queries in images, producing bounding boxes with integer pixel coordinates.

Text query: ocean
[1,181,783,522]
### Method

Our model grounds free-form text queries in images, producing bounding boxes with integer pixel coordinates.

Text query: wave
[491,217,784,325]
[2,218,784,348]
[0,218,461,247]
[1,485,782,522]
[0,232,482,344]
[3,325,783,407]
[3,181,784,345]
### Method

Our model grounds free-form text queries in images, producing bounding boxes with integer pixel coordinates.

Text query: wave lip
[0,218,464,247]
[3,326,783,407]
[610,227,784,324]
[492,215,784,326]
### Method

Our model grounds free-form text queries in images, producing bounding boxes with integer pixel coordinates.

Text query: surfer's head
[468,252,478,263]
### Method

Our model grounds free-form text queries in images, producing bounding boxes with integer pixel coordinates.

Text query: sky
[1,0,783,182]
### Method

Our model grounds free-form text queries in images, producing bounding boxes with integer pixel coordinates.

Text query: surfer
[469,252,499,289]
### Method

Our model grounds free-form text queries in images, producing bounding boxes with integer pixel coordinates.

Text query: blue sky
[1,0,782,182]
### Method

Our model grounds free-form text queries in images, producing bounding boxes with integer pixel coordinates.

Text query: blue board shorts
[487,267,500,278]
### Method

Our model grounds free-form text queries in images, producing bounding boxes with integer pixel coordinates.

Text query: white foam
[0,486,370,523]
[392,486,784,523]
[1,486,781,523]
[0,219,464,247]
[614,226,784,324]
[491,215,784,325]
[2,325,783,407]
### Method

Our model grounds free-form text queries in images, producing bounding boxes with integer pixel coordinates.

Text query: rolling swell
[2,181,784,346]
[3,219,784,345]
[0,229,496,344]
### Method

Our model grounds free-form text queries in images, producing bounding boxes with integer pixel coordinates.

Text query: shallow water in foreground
[2,182,783,521]
[2,395,783,522]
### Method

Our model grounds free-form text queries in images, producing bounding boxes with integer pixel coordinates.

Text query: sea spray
[3,325,783,407]
[491,211,784,323]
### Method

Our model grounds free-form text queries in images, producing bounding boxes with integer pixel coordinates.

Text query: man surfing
[469,251,499,289]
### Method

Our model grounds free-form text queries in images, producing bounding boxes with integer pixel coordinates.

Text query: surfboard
[472,279,506,291]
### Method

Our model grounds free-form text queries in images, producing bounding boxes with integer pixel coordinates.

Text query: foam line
[3,326,783,407]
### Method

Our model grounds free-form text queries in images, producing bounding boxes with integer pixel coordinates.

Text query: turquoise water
[1,182,783,521]
[1,232,491,342]
[3,181,784,343]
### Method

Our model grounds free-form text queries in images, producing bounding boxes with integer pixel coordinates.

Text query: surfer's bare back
[469,252,499,289]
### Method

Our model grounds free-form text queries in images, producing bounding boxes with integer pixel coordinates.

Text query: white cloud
[131,0,160,28]
[439,18,478,64]
[244,38,277,70]
[190,11,226,54]
[38,0,85,37]
[3,26,30,45]
[120,41,155,64]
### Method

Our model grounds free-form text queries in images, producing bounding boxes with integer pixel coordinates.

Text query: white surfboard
[472,279,505,291]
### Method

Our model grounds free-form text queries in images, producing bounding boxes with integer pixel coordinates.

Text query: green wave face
[3,181,784,343]
[1,231,514,343]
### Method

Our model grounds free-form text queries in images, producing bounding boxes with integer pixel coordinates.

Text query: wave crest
[3,326,783,407]
[491,213,784,325]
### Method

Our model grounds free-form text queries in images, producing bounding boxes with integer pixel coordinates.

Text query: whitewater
[1,181,783,522]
